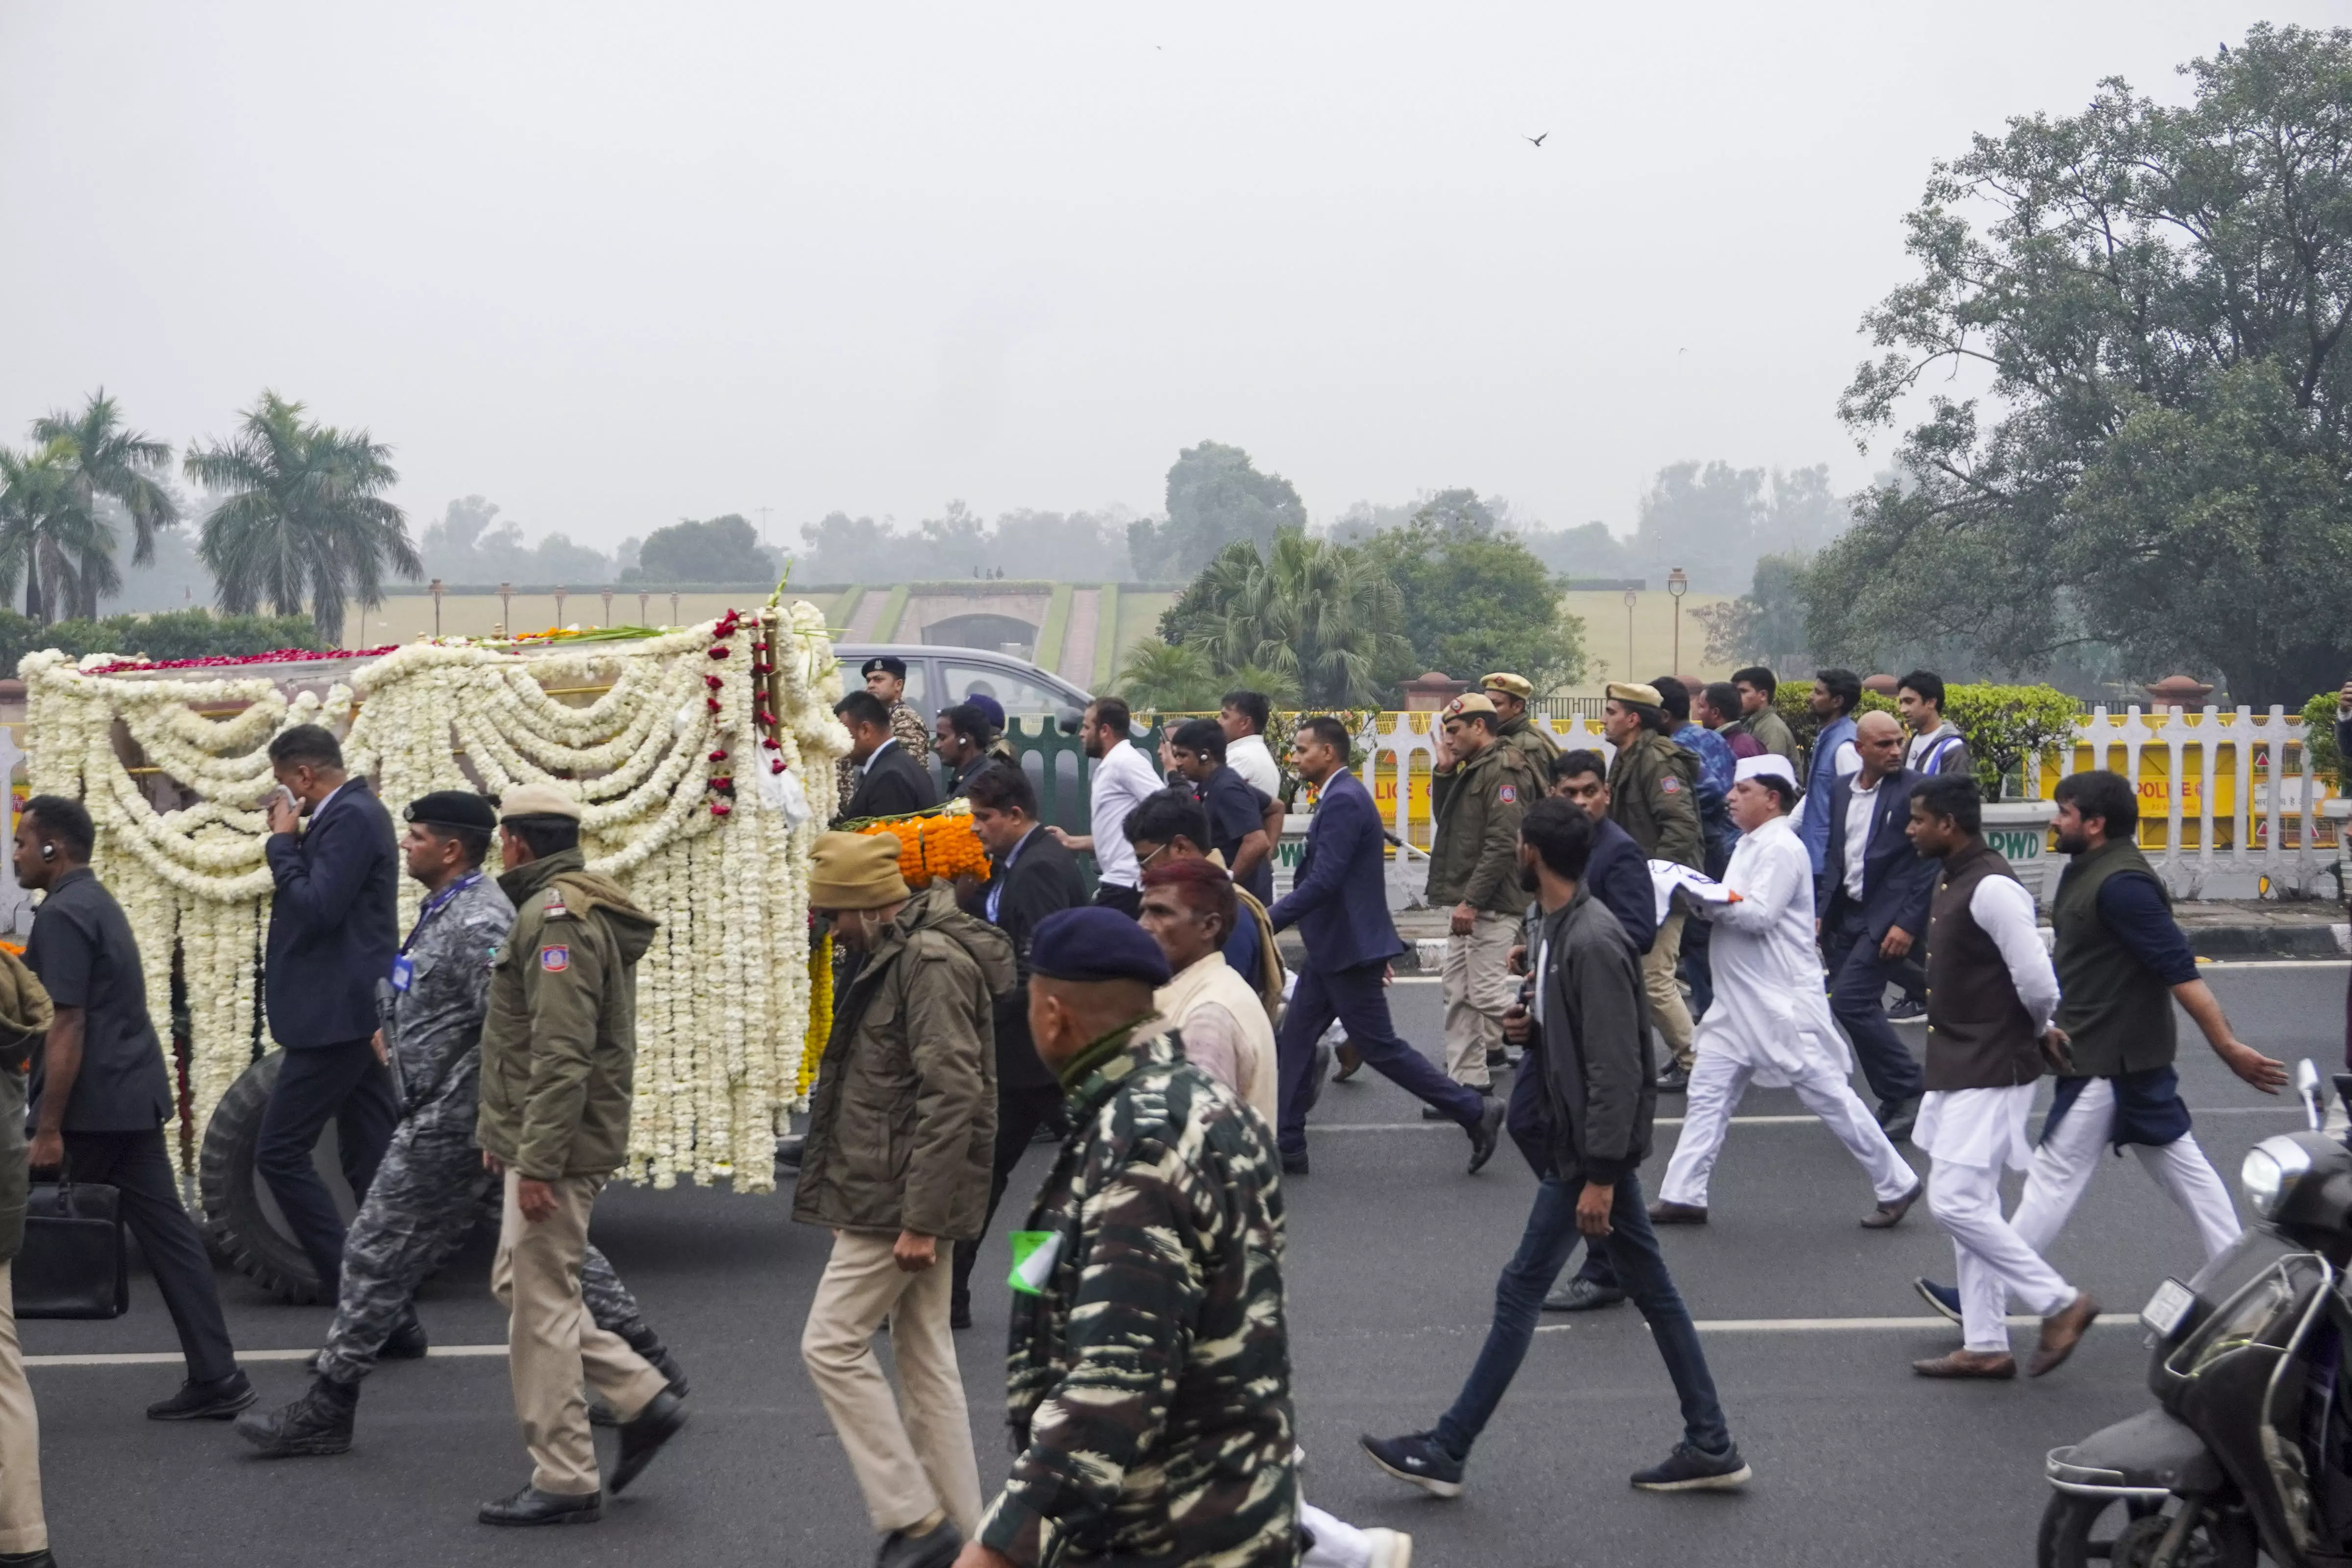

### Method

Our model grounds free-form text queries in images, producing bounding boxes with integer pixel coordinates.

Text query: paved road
[22,962,2349,1567]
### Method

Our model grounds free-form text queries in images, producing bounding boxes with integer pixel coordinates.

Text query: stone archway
[923,612,1039,659]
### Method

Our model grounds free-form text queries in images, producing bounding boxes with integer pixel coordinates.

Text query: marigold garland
[851,802,991,887]
[798,931,833,1105]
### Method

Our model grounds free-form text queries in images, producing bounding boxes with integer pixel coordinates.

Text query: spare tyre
[196,1049,342,1304]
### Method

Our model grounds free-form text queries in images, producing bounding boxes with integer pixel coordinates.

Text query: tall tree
[185,392,420,645]
[628,514,773,583]
[1160,532,1412,708]
[1365,489,1588,692]
[1128,441,1307,580]
[1819,24,2352,705]
[1631,460,1762,592]
[0,440,117,623]
[31,390,180,618]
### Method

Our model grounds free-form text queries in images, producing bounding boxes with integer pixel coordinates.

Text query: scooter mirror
[2297,1058,2324,1131]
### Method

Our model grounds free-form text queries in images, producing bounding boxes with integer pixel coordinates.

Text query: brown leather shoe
[2029,1292,2100,1377]
[1647,1200,1708,1225]
[1334,1044,1363,1083]
[1911,1350,2016,1379]
[1861,1181,1924,1230]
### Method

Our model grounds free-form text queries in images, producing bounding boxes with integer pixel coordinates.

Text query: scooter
[2038,1059,2352,1567]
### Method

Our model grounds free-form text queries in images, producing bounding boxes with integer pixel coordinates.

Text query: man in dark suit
[260,724,402,1298]
[833,690,938,823]
[1268,716,1503,1177]
[1819,710,1936,1141]
[948,761,1082,1329]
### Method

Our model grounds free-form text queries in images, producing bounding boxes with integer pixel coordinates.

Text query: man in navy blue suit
[260,724,403,1297]
[1269,716,1504,1177]
[1818,711,1937,1142]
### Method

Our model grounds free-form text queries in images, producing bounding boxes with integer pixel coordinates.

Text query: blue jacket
[264,777,401,1049]
[1816,768,1936,944]
[1795,713,1857,873]
[1586,815,1658,954]
[1267,769,1403,973]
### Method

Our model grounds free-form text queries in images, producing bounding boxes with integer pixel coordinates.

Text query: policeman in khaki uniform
[474,784,686,1527]
[1426,693,1543,1095]
[1481,672,1560,773]
[1601,682,1706,1089]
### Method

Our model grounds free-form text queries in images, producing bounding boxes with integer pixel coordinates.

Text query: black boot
[234,1376,357,1457]
[591,1336,690,1425]
[382,1313,430,1361]
[609,1389,687,1495]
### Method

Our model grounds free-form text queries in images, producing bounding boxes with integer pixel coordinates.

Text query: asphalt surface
[22,962,2351,1568]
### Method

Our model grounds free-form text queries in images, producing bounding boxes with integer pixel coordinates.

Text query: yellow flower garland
[798,931,833,1105]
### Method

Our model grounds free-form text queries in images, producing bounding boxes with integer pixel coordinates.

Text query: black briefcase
[16,1176,129,1320]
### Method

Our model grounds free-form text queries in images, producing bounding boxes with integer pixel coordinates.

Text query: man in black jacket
[1363,799,1748,1497]
[947,762,1086,1330]
[1818,711,1937,1140]
[835,690,938,823]
[259,724,402,1300]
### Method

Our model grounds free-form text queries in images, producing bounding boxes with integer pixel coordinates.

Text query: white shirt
[1156,952,1279,1125]
[1087,740,1164,891]
[1841,776,1879,900]
[1966,872,2059,1032]
[1906,722,1961,773]
[1226,733,1281,799]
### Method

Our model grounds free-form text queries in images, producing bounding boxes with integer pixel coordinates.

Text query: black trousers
[255,1039,400,1291]
[62,1126,238,1383]
[951,1081,1068,1317]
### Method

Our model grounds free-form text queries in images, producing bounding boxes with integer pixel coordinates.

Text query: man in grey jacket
[1361,798,1749,1498]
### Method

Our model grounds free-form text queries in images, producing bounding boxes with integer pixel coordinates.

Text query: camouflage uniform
[314,872,668,1386]
[978,1018,1298,1568]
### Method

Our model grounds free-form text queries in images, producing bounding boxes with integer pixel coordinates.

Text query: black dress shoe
[148,1371,255,1421]
[235,1376,357,1456]
[1280,1152,1309,1177]
[478,1484,601,1526]
[609,1388,687,1494]
[877,1519,963,1568]
[1467,1098,1504,1175]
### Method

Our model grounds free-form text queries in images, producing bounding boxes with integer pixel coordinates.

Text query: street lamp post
[601,588,613,627]
[553,585,568,627]
[1666,566,1689,679]
[429,577,444,638]
[1623,588,1638,678]
[497,581,512,639]
[638,590,651,624]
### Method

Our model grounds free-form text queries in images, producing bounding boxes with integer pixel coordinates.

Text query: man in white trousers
[1904,775,2099,1380]
[1913,769,2283,1323]
[1649,755,1922,1229]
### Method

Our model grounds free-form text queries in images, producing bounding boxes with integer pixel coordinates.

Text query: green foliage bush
[0,609,325,677]
[2302,691,2342,793]
[1768,678,2079,798]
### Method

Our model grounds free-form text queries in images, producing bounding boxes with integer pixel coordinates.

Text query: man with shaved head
[1817,709,1938,1142]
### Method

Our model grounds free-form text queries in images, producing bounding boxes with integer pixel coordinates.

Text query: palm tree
[184,392,421,644]
[1191,529,1412,707]
[31,390,179,619]
[1113,637,1218,712]
[0,439,119,623]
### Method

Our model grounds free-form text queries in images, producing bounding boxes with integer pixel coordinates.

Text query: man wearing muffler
[1904,776,2100,1379]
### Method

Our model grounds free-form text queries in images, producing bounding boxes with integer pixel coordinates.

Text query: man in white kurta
[1653,756,1920,1226]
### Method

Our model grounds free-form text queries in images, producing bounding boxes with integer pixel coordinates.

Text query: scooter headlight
[2243,1137,2314,1220]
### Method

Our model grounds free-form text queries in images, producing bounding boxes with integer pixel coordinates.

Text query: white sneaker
[1364,1528,1413,1568]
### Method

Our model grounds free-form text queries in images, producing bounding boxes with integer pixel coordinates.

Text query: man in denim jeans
[1360,798,1752,1496]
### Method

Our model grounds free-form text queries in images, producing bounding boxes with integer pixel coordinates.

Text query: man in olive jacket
[1427,693,1543,1092]
[1602,682,1705,1088]
[798,832,1012,1568]
[474,784,684,1529]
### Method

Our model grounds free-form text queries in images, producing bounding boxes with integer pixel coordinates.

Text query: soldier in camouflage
[958,906,1298,1568]
[236,791,684,1460]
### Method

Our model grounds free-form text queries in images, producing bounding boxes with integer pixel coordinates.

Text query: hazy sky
[3,3,2339,554]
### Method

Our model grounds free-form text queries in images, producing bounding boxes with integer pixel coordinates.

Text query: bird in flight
[1525,132,1548,148]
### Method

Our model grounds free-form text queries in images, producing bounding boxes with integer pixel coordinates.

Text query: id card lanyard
[390,871,484,992]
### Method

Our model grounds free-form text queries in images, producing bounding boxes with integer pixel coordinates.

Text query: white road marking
[1539,1314,2140,1334]
[25,1345,508,1369]
[1317,1106,2304,1133]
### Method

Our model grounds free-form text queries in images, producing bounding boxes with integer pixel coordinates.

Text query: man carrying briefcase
[15,796,251,1421]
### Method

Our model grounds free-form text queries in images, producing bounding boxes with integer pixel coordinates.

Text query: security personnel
[237,790,685,1461]
[966,907,1298,1568]
[1425,694,1542,1095]
[839,656,933,804]
[1602,682,1705,1091]
[1481,672,1560,773]
[474,784,686,1527]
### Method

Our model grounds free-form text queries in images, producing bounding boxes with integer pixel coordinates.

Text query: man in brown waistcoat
[1911,770,2284,1324]
[1901,775,2098,1380]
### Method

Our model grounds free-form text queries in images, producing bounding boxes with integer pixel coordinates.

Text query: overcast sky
[2,3,2338,554]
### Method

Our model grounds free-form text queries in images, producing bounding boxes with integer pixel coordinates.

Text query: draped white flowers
[20,606,848,1185]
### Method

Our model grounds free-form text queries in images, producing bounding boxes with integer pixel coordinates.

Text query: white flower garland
[19,608,844,1187]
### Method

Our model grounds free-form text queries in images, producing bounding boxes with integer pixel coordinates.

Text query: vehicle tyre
[2035,1491,2256,1568]
[196,1049,327,1305]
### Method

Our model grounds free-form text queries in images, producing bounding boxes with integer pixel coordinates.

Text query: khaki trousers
[1642,910,1695,1072]
[490,1171,666,1495]
[1441,912,1519,1088]
[800,1229,982,1537]
[0,1264,43,1555]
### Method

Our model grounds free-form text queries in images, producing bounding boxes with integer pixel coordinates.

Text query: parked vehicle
[832,643,1090,734]
[2038,1059,2352,1567]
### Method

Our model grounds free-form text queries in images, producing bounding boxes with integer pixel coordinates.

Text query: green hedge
[1770,679,2079,797]
[0,610,324,676]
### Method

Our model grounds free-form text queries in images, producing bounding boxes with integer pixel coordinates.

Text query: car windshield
[941,659,1068,727]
